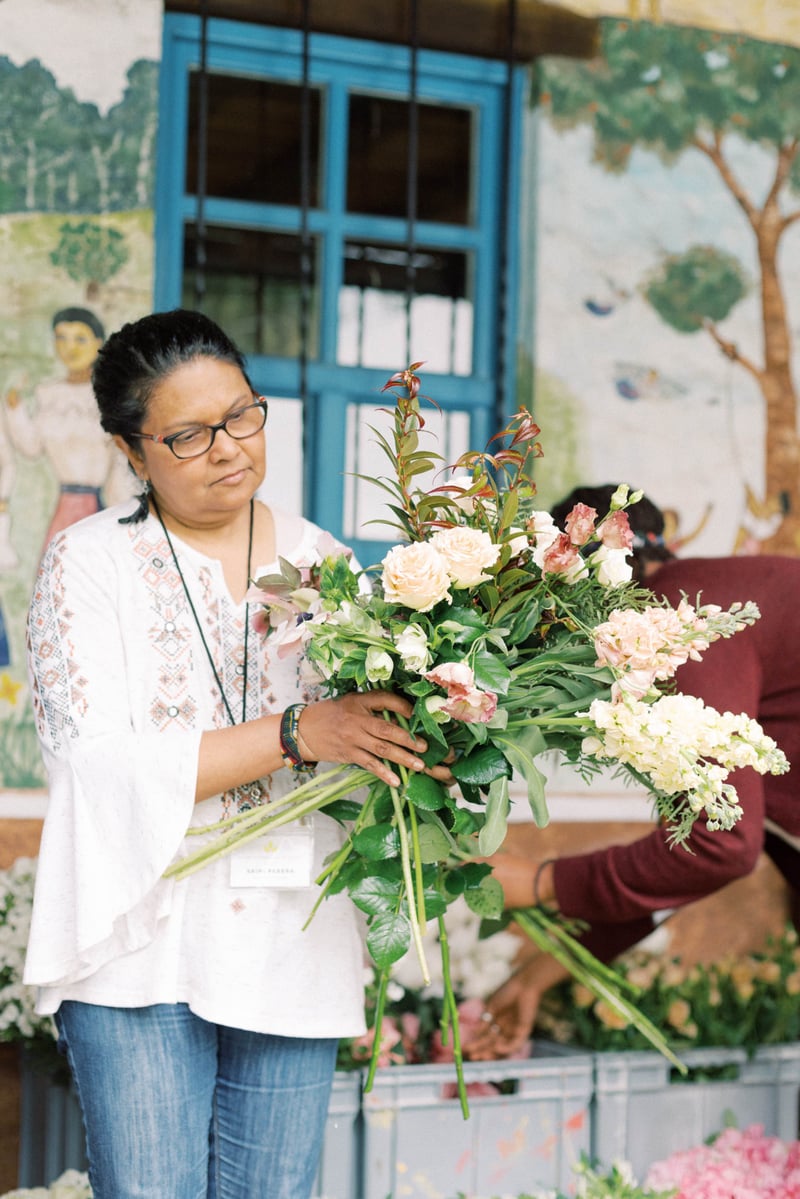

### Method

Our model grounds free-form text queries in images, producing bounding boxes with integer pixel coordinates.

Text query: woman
[24,309,443,1199]
[469,484,800,1061]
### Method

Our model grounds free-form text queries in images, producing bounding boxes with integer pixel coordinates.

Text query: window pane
[255,396,304,516]
[182,224,320,359]
[337,241,472,375]
[347,94,472,224]
[343,402,471,542]
[186,72,321,206]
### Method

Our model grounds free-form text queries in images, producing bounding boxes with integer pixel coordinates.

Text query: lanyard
[152,496,254,726]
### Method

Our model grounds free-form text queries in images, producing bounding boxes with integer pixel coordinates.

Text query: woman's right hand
[298,691,436,787]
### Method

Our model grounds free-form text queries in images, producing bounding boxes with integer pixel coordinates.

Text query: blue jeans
[56,1001,338,1199]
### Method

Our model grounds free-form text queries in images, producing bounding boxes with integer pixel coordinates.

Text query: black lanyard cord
[152,496,254,727]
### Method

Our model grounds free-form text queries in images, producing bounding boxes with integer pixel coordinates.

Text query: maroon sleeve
[552,623,766,944]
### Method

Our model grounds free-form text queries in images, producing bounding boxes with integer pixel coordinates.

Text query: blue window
[156,14,524,565]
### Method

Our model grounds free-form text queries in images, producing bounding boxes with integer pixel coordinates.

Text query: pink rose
[564,503,597,546]
[424,661,498,723]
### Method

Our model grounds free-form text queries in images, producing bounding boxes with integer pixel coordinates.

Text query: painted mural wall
[0,0,161,792]
[528,18,800,565]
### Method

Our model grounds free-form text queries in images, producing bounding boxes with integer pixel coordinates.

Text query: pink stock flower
[597,509,634,550]
[424,662,498,723]
[564,502,597,546]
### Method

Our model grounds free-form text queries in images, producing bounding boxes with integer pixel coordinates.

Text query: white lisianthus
[528,510,560,569]
[381,541,452,612]
[430,526,501,587]
[394,623,432,673]
[424,694,451,723]
[591,545,633,587]
[365,646,394,683]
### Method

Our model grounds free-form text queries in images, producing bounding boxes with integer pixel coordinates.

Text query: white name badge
[229,823,315,889]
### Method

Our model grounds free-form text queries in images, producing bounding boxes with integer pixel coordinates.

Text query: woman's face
[118,355,266,529]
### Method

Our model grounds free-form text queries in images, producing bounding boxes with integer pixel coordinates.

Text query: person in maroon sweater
[470,485,800,1060]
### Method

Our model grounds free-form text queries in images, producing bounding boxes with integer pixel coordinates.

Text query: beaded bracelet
[279,703,318,773]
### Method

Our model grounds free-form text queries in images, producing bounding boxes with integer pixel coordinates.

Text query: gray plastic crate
[592,1041,800,1179]
[17,1053,88,1188]
[312,1069,363,1199]
[361,1044,593,1199]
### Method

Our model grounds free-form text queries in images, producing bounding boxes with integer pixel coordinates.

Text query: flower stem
[364,968,391,1093]
[389,776,430,986]
[438,913,470,1119]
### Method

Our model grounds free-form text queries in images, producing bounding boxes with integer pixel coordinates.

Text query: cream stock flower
[381,541,452,612]
[430,525,501,587]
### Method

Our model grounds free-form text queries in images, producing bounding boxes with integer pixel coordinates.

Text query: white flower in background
[528,510,560,569]
[590,544,633,587]
[1,1171,93,1199]
[390,895,521,999]
[394,623,432,673]
[0,858,57,1048]
[430,525,501,587]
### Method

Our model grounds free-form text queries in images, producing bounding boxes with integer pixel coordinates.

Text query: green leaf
[321,799,364,824]
[367,910,412,968]
[405,772,447,811]
[464,875,505,920]
[477,775,510,855]
[352,823,401,861]
[415,822,452,863]
[349,872,403,915]
[493,725,550,826]
[472,650,512,696]
[451,744,508,786]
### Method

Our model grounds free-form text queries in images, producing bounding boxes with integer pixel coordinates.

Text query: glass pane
[255,396,304,516]
[343,402,471,543]
[186,72,321,206]
[182,224,320,359]
[347,93,472,224]
[337,241,472,375]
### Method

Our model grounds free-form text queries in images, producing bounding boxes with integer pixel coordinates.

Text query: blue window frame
[156,14,524,565]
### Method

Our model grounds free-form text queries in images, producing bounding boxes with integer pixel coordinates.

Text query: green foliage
[50,221,130,289]
[537,20,800,180]
[644,245,749,333]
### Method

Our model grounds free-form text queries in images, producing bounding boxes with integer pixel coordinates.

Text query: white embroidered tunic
[24,502,367,1038]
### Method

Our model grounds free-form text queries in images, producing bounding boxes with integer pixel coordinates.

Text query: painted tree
[50,220,129,301]
[539,21,800,551]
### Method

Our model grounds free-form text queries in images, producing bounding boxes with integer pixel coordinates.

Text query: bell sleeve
[24,528,202,988]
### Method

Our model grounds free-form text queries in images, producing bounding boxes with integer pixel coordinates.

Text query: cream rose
[381,541,452,612]
[430,526,500,587]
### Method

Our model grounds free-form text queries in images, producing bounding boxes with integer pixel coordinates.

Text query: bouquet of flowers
[536,923,800,1056]
[165,365,788,1111]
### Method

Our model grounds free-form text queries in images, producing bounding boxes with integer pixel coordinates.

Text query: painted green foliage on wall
[0,57,158,215]
[535,19,800,552]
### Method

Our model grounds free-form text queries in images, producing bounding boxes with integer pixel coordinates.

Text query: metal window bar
[193,0,209,307]
[494,0,518,428]
[299,0,313,513]
[405,0,419,367]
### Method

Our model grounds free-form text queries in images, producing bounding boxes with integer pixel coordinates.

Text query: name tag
[229,823,314,889]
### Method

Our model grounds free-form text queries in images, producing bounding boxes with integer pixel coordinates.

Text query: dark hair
[92,309,253,524]
[92,309,252,443]
[550,483,674,584]
[52,307,105,341]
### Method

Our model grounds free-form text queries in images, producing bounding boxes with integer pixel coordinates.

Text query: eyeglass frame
[129,396,269,460]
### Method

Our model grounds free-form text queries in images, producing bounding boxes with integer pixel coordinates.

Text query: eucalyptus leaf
[494,725,550,826]
[477,775,510,855]
[463,875,505,920]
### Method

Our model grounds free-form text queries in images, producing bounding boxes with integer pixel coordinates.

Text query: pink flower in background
[644,1125,800,1198]
[597,509,634,550]
[565,502,597,546]
[542,533,584,576]
[424,661,498,723]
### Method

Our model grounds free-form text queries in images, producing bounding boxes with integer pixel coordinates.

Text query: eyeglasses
[131,397,268,460]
